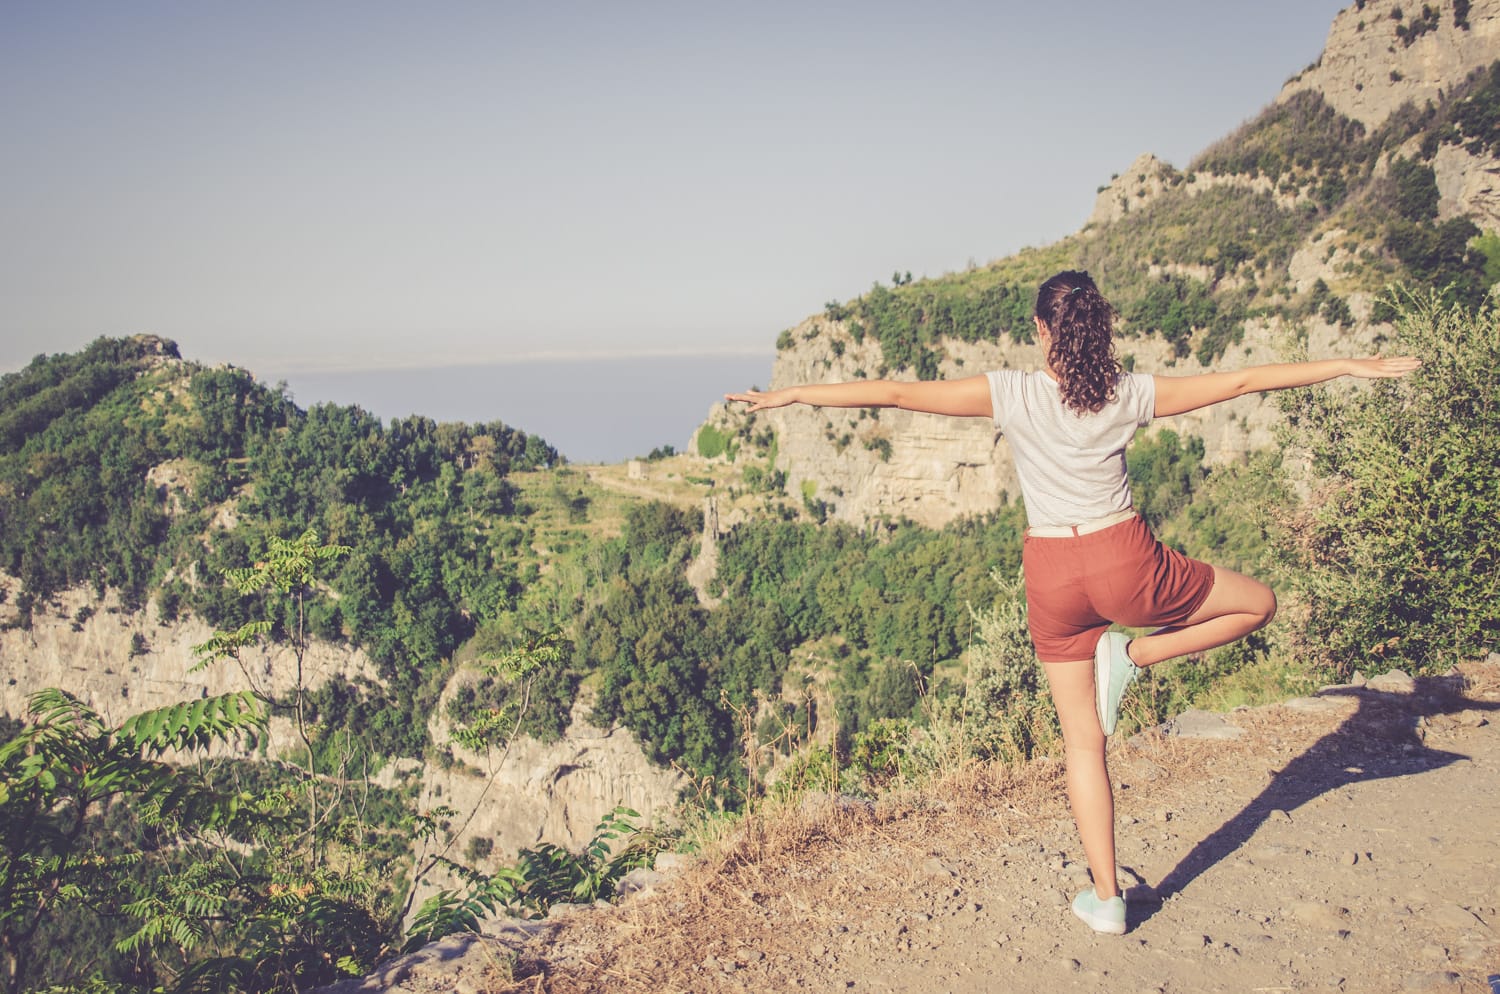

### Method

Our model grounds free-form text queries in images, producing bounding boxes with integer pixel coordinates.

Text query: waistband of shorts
[1024,508,1138,539]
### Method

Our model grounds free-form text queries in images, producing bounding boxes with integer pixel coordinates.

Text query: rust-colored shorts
[1021,514,1216,662]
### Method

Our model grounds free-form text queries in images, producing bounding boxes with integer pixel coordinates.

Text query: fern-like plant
[0,688,267,994]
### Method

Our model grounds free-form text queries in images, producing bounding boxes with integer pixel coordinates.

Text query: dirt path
[325,660,1500,994]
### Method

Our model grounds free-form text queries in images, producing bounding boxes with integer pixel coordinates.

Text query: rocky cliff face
[1285,0,1500,232]
[404,686,685,911]
[0,573,380,736]
[1280,0,1500,129]
[701,313,1370,530]
[1432,139,1500,231]
[0,573,682,860]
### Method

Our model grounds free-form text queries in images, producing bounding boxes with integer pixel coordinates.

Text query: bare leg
[1043,658,1118,899]
[1128,565,1276,667]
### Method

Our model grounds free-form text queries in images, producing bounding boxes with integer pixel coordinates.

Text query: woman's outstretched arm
[726,374,994,419]
[1153,356,1421,417]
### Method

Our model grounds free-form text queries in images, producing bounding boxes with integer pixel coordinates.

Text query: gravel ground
[317,659,1500,994]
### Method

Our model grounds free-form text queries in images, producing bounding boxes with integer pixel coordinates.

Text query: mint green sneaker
[1071,888,1126,934]
[1094,631,1139,736]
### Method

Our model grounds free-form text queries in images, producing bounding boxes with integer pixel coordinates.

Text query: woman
[726,270,1420,935]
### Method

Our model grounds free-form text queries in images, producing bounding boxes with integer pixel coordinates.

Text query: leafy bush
[404,806,660,951]
[863,436,893,462]
[1321,294,1355,328]
[1156,449,1292,580]
[1387,157,1439,222]
[695,425,734,460]
[946,571,1056,765]
[1452,62,1500,153]
[1394,3,1440,45]
[1386,216,1487,309]
[1276,292,1500,675]
[0,688,272,994]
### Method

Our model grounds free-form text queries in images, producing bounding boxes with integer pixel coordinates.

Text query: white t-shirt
[986,369,1156,528]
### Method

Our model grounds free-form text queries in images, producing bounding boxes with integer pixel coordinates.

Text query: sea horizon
[267,352,775,465]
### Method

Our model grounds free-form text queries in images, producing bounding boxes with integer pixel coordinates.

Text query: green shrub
[1276,292,1500,676]
[695,425,734,460]
[1469,229,1500,287]
[1388,157,1439,222]
[1321,294,1355,328]
[940,570,1056,765]
[1387,216,1487,308]
[846,717,914,789]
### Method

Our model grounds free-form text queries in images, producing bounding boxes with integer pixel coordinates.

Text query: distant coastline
[269,353,773,465]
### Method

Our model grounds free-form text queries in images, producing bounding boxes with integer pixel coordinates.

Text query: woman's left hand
[1346,355,1422,379]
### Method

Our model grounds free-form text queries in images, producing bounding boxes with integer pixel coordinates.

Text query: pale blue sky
[2,1,1350,379]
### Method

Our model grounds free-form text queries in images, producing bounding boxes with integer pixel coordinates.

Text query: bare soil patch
[325,660,1500,994]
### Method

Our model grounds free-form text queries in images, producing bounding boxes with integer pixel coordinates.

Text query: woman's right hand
[725,389,794,413]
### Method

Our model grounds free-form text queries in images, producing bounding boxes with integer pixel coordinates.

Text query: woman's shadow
[1132,670,1498,926]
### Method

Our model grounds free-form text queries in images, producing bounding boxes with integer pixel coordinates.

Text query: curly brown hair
[1034,270,1122,414]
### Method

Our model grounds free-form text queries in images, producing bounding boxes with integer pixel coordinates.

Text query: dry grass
[503,759,1074,993]
[1461,658,1500,699]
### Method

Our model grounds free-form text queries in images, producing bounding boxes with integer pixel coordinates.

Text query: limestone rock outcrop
[700,311,1366,530]
[684,497,724,607]
[0,574,682,867]
[1433,142,1500,231]
[1088,153,1179,226]
[419,675,684,860]
[1278,0,1500,129]
[0,574,378,737]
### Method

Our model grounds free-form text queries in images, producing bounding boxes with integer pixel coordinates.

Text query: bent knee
[1252,585,1277,629]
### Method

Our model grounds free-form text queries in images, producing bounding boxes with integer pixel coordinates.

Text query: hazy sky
[2,1,1351,379]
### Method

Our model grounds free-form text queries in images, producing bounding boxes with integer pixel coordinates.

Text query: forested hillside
[0,333,1234,896]
[0,336,1055,785]
[0,336,559,756]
